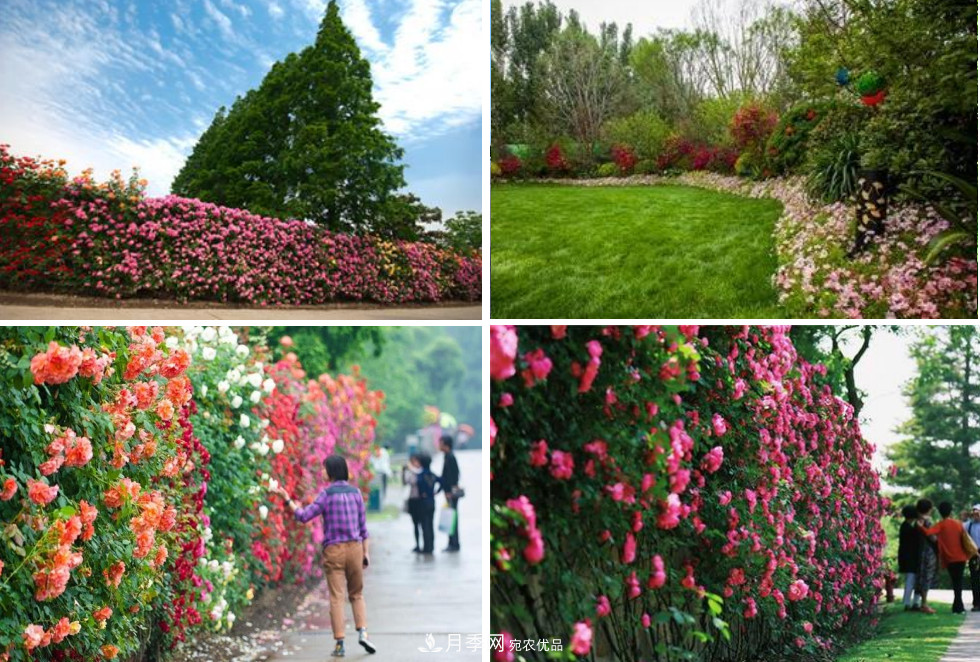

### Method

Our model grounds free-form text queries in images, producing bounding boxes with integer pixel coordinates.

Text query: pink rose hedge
[0,326,382,661]
[491,325,887,661]
[0,145,480,305]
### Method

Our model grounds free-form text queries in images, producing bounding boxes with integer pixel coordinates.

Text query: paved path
[918,589,980,662]
[0,304,481,321]
[267,449,483,661]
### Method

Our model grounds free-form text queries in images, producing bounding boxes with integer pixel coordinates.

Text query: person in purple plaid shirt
[276,455,376,658]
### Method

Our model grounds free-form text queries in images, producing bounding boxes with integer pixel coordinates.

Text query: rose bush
[0,326,383,660]
[491,325,887,661]
[0,146,480,305]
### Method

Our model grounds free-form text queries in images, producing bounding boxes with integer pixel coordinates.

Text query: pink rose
[490,326,518,381]
[569,621,592,655]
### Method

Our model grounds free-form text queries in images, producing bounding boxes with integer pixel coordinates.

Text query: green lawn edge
[835,602,964,662]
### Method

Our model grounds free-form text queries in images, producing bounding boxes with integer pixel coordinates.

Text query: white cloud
[0,3,198,197]
[204,0,235,40]
[269,1,285,19]
[338,0,482,141]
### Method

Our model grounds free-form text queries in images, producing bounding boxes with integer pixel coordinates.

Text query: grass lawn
[490,183,785,318]
[835,602,963,662]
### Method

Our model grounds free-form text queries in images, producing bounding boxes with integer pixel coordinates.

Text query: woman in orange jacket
[919,501,977,614]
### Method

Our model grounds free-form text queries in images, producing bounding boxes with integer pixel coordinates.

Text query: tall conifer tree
[888,326,980,507]
[172,1,406,235]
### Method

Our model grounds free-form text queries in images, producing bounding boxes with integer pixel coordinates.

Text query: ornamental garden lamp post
[837,68,890,255]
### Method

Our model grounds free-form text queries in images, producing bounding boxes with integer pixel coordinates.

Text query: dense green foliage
[172,1,409,237]
[490,184,783,318]
[888,326,980,509]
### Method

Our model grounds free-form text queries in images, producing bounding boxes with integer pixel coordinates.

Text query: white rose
[259,505,268,520]
[240,414,250,428]
[201,327,217,343]
[268,478,279,491]
[218,380,230,394]
[222,561,233,578]
[203,411,211,420]
[209,560,219,572]
[203,527,213,543]
[198,557,208,568]
[200,384,208,398]
[227,612,236,626]
[257,443,269,456]
[236,344,249,358]
[231,394,243,409]
[248,373,263,388]
[201,347,217,361]
[260,418,270,429]
[254,362,264,371]
[262,378,275,393]
[165,336,179,349]
[44,424,56,434]
[227,368,241,384]
[272,439,284,454]
[250,390,262,404]
[233,435,245,449]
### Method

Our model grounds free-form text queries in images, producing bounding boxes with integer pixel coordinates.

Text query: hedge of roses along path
[0,326,383,661]
[490,325,887,661]
[0,145,480,305]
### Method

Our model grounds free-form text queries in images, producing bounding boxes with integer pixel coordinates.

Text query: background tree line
[491,0,976,204]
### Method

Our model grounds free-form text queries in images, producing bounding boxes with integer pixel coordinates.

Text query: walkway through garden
[265,448,483,661]
[170,449,482,662]
[928,591,980,662]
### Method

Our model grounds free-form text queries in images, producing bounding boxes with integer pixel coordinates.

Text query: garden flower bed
[491,325,888,660]
[495,174,977,318]
[0,146,480,305]
[0,326,382,660]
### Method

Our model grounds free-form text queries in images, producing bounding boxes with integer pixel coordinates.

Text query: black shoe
[411,547,420,553]
[442,546,460,553]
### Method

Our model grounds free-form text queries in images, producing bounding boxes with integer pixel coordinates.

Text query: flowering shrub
[0,327,383,660]
[676,172,978,318]
[0,146,480,305]
[656,137,736,174]
[610,145,638,174]
[545,144,570,174]
[491,325,887,660]
[497,155,523,177]
[729,103,778,154]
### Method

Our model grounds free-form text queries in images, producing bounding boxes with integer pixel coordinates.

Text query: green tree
[441,211,481,253]
[266,327,386,374]
[790,325,878,416]
[172,1,407,235]
[888,326,980,507]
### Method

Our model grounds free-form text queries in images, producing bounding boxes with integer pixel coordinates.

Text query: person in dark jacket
[415,453,441,556]
[898,504,925,611]
[439,435,461,552]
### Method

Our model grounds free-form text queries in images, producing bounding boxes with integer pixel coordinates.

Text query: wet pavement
[267,449,483,661]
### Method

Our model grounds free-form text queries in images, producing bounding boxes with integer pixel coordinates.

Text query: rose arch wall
[490,325,886,661]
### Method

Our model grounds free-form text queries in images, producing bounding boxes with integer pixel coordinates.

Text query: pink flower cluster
[491,325,887,658]
[0,145,480,305]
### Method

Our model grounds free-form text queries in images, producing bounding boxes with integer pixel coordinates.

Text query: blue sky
[0,0,481,218]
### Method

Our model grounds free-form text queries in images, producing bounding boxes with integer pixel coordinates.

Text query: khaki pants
[322,540,367,639]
